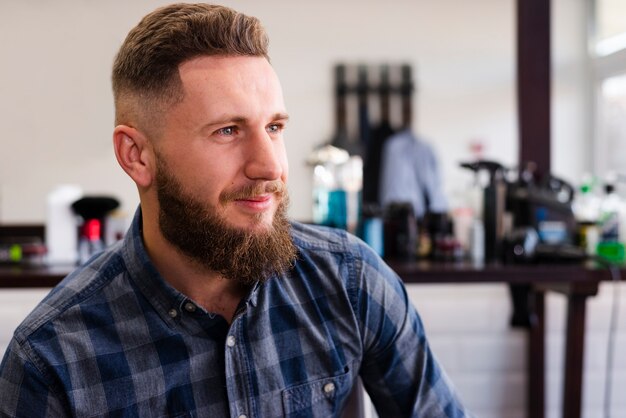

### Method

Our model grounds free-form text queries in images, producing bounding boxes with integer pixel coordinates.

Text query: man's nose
[244,130,284,181]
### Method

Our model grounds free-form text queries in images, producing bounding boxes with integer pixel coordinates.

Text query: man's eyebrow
[204,116,247,127]
[203,113,290,129]
[272,112,290,122]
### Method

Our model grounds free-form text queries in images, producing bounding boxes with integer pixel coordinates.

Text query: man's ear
[113,125,154,188]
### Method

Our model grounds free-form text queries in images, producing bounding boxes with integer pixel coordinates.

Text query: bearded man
[0,4,472,417]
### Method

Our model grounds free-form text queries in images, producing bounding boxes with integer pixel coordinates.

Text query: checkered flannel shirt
[0,209,472,417]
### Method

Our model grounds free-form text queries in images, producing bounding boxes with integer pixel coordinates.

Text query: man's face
[150,56,296,281]
[155,154,295,283]
[154,55,289,232]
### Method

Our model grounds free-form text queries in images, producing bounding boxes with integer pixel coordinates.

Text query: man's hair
[112,3,269,135]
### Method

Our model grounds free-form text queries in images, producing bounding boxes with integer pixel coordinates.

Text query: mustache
[219,180,286,203]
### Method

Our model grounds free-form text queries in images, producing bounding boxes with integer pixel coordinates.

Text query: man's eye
[216,126,236,136]
[267,123,284,133]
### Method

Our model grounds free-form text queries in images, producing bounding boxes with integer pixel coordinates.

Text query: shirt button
[226,335,236,347]
[323,382,335,394]
[168,309,178,318]
[184,302,197,313]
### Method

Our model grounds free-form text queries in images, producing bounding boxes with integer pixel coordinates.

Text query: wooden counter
[0,264,72,288]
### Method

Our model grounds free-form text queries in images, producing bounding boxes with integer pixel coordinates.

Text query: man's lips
[233,194,274,211]
[236,194,272,202]
[220,181,285,204]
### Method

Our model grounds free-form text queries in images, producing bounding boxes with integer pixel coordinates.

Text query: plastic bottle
[339,156,363,234]
[308,144,350,229]
[598,183,621,241]
[470,218,485,265]
[312,163,335,225]
[45,185,83,264]
[572,178,600,255]
[358,203,384,257]
[77,219,105,265]
[573,182,600,223]
[596,182,625,262]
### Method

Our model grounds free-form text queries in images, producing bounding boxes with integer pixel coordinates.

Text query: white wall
[0,0,590,223]
[409,282,626,418]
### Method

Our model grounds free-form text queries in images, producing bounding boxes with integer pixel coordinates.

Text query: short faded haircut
[112,3,269,137]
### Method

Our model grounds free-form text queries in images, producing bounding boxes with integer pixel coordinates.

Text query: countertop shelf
[1,260,619,289]
[386,259,619,284]
[0,264,73,288]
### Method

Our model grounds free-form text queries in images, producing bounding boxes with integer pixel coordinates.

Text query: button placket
[225,319,253,418]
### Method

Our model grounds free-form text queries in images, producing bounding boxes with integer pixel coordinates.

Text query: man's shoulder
[288,221,385,274]
[12,242,128,344]
[289,221,362,255]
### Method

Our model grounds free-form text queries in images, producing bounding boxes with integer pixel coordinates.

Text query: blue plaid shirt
[0,209,471,417]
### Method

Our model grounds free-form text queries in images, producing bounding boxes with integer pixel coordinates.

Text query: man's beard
[155,159,297,285]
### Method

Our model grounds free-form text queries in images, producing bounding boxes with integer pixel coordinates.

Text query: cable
[604,264,620,418]
[592,257,622,418]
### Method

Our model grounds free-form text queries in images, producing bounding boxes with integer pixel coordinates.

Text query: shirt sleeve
[0,338,67,417]
[353,242,472,418]
[379,132,426,218]
[419,141,448,214]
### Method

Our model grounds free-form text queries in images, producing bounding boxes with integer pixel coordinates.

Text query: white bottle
[572,181,600,224]
[470,218,485,264]
[45,185,83,264]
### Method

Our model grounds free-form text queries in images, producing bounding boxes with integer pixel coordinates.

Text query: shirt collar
[122,207,191,327]
[121,207,262,325]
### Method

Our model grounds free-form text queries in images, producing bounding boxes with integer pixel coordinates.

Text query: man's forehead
[177,56,281,101]
[178,55,274,81]
[178,55,283,100]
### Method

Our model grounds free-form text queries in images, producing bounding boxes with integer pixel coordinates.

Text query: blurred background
[2,1,626,418]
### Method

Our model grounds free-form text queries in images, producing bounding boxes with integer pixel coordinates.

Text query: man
[0,4,472,417]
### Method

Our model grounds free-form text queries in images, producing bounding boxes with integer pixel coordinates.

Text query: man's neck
[142,214,249,323]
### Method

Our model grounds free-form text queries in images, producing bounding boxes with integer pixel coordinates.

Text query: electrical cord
[604,264,620,418]
[505,230,622,415]
[592,256,622,418]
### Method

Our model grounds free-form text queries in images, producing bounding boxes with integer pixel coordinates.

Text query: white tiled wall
[0,289,50,355]
[1,283,625,418]
[406,282,626,418]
